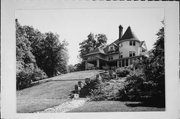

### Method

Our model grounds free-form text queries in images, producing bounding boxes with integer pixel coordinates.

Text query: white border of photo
[1,0,179,119]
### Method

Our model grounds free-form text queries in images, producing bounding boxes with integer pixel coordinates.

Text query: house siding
[119,39,140,58]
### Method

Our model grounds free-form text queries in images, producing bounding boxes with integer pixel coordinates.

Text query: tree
[16,19,47,90]
[79,33,96,60]
[33,32,69,77]
[79,33,107,60]
[95,34,107,47]
[21,23,69,77]
[16,19,69,89]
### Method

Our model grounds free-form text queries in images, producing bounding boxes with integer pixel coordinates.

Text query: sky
[16,8,164,65]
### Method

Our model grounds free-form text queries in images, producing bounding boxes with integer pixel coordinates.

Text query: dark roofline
[120,26,139,41]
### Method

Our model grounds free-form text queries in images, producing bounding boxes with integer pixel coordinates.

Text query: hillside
[17,70,103,113]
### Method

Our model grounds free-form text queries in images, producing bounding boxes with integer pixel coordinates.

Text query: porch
[85,56,142,70]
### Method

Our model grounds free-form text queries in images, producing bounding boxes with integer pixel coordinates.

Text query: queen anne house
[83,25,148,69]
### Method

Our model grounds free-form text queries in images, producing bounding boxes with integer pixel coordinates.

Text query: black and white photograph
[1,0,179,119]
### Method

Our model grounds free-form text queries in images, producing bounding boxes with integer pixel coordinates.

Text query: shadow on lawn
[125,101,165,108]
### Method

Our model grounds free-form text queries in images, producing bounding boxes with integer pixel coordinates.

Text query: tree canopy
[79,33,107,60]
[16,19,69,90]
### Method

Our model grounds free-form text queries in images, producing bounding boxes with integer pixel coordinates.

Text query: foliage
[121,73,145,101]
[20,20,68,77]
[118,25,165,106]
[116,68,130,77]
[67,64,75,73]
[16,19,47,90]
[16,19,69,89]
[33,32,68,77]
[95,34,108,48]
[74,61,85,71]
[90,81,122,101]
[79,77,101,97]
[78,73,123,101]
[79,33,107,60]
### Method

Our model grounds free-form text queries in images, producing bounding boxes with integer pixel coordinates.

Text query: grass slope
[17,70,102,113]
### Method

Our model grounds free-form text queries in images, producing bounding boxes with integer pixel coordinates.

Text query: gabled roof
[85,44,106,56]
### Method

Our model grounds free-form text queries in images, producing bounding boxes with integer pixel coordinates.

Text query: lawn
[68,101,165,112]
[17,70,102,113]
[17,70,165,113]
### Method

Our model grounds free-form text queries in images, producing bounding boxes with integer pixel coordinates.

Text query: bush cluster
[118,72,145,101]
[118,67,165,106]
[77,73,124,101]
[79,77,101,97]
[116,68,130,77]
[16,64,47,90]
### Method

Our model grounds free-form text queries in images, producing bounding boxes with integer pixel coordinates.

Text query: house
[83,25,148,70]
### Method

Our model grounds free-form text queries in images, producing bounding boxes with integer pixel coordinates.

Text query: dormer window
[109,45,115,52]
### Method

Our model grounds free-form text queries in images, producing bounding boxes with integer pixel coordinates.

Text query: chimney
[119,25,123,39]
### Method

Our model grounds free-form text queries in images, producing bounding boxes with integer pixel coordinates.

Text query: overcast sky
[16,8,164,65]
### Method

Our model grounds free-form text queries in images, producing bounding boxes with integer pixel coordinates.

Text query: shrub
[16,70,33,90]
[79,73,127,101]
[16,65,47,90]
[90,80,125,101]
[116,68,130,77]
[123,73,145,101]
[90,88,106,101]
[79,77,101,97]
[100,72,111,82]
[118,69,165,107]
[32,67,47,81]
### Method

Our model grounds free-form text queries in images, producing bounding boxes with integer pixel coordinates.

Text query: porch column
[117,60,119,67]
[96,59,100,68]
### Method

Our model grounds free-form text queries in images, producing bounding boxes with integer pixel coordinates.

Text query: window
[109,45,114,51]
[133,41,135,46]
[129,51,135,57]
[109,56,113,60]
[119,55,123,59]
[129,41,135,46]
[129,51,132,57]
[129,41,132,46]
[133,52,135,56]
[119,52,123,58]
[126,59,129,66]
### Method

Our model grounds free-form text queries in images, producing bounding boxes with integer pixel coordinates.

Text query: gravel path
[36,98,88,113]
